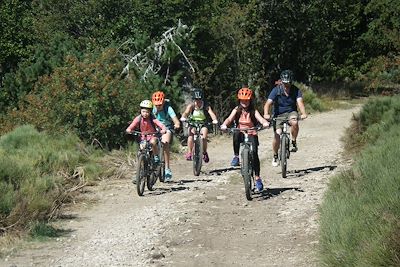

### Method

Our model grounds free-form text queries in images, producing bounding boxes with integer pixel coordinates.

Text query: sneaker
[272,154,279,167]
[185,152,192,161]
[231,155,240,166]
[255,178,264,192]
[154,155,160,163]
[291,141,298,152]
[165,168,172,182]
[203,152,209,163]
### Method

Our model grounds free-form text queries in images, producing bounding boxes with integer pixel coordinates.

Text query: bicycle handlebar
[186,119,214,127]
[226,125,265,133]
[126,131,162,138]
[272,116,302,126]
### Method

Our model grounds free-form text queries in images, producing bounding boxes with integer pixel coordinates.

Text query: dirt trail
[1,107,358,267]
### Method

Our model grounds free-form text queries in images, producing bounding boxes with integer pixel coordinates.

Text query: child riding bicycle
[220,87,270,192]
[151,91,181,181]
[126,100,167,162]
[180,88,218,163]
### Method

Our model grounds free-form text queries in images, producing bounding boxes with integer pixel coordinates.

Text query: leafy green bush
[0,35,84,114]
[0,48,184,149]
[295,83,326,112]
[360,55,400,94]
[343,95,400,152]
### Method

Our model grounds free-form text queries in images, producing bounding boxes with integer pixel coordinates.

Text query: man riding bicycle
[263,70,308,167]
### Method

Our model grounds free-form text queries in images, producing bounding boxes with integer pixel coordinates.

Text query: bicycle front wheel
[136,154,146,196]
[158,142,165,182]
[193,137,203,176]
[147,170,156,191]
[241,147,252,201]
[280,135,289,178]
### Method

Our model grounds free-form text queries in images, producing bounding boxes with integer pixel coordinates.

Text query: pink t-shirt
[238,110,257,135]
[126,115,166,140]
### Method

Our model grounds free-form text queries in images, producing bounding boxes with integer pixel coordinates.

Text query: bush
[0,125,105,231]
[295,82,326,112]
[343,95,400,152]
[0,48,184,150]
[320,124,400,266]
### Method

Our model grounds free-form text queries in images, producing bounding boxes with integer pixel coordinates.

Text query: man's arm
[263,99,273,120]
[296,98,307,119]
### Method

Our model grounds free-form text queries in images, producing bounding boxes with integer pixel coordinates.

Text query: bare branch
[119,19,194,81]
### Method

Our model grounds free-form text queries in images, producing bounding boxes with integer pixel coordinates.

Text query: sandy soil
[1,106,359,267]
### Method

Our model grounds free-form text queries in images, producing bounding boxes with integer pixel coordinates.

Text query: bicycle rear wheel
[136,154,146,196]
[193,137,203,176]
[241,147,252,201]
[280,135,289,178]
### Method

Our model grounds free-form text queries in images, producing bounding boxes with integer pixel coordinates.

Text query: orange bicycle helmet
[237,87,253,100]
[152,91,165,105]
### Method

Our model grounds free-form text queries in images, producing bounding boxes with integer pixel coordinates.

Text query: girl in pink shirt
[220,88,269,192]
[126,100,167,161]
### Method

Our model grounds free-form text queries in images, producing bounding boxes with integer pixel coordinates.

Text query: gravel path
[1,107,359,267]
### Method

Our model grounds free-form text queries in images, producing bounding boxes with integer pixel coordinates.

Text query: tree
[0,0,36,83]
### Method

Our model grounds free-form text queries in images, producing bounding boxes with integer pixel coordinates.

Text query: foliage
[360,55,400,93]
[0,35,84,113]
[343,95,400,152]
[295,83,326,113]
[29,222,62,239]
[320,123,400,266]
[1,49,141,149]
[0,125,105,231]
[0,0,36,80]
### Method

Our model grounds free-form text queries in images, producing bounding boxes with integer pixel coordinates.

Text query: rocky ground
[1,106,358,267]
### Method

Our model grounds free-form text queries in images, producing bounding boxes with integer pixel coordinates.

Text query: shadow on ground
[146,178,214,196]
[254,187,304,200]
[208,166,241,175]
[284,165,337,178]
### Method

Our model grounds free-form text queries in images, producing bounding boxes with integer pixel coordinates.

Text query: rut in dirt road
[2,107,358,267]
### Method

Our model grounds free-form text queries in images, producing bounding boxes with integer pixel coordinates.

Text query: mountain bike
[186,119,213,176]
[130,131,163,196]
[228,126,263,200]
[273,117,297,178]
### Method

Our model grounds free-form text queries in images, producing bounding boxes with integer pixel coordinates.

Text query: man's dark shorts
[273,111,299,132]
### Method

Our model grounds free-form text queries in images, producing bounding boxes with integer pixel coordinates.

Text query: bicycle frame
[273,117,296,178]
[228,126,263,200]
[130,131,162,196]
[186,119,211,176]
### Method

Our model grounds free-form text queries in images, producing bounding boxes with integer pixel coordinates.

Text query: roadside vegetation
[0,125,112,236]
[319,95,400,266]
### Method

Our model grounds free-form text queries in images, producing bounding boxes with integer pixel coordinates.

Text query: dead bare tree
[119,19,195,82]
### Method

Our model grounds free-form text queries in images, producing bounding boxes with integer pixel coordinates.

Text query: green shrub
[29,222,60,238]
[295,83,326,112]
[0,125,107,231]
[343,95,400,152]
[0,181,16,215]
[320,119,400,266]
[0,48,185,150]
